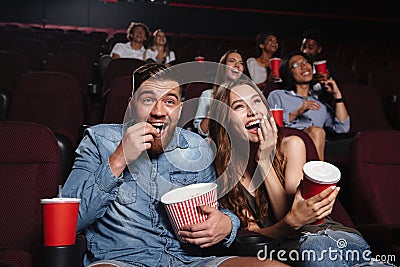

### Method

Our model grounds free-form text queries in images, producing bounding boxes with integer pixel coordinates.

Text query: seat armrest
[326,131,359,141]
[0,88,12,121]
[234,230,275,257]
[356,224,400,245]
[390,225,400,246]
[55,133,75,184]
[76,234,87,259]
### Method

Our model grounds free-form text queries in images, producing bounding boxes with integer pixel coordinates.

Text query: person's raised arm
[253,116,291,220]
[321,78,348,122]
[280,135,306,196]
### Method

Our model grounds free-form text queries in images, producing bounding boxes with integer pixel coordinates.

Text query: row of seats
[1,54,399,127]
[1,70,399,174]
[1,23,399,88]
[1,37,399,131]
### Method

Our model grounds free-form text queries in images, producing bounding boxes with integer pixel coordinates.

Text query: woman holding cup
[246,32,281,90]
[267,51,350,160]
[208,78,390,266]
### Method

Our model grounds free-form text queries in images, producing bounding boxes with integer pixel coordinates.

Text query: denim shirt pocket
[116,171,138,205]
[169,171,198,186]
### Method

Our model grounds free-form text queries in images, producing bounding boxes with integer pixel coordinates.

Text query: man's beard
[148,138,164,155]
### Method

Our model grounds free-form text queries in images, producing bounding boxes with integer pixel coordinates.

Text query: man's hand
[122,122,158,163]
[109,122,158,177]
[178,205,232,248]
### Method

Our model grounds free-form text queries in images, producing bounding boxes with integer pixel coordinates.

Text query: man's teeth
[151,123,164,134]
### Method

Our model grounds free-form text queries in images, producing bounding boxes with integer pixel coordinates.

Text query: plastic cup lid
[161,183,217,204]
[40,198,81,204]
[314,60,327,65]
[303,161,341,184]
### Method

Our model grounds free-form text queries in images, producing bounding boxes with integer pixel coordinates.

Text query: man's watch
[335,98,344,103]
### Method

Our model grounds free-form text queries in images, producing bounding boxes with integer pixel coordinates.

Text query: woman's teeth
[245,120,260,129]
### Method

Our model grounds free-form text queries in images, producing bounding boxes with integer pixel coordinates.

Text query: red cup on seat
[195,56,205,62]
[302,161,341,225]
[41,198,80,246]
[270,108,284,127]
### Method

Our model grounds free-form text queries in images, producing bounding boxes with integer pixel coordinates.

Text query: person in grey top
[267,51,350,160]
[63,63,287,267]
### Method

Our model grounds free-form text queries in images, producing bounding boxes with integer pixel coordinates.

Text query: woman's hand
[290,100,321,122]
[285,185,340,230]
[298,100,321,114]
[256,115,278,169]
[313,70,331,83]
[321,78,342,98]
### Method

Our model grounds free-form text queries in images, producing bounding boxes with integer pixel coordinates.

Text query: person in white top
[193,49,247,136]
[111,22,150,60]
[246,32,280,89]
[144,29,176,64]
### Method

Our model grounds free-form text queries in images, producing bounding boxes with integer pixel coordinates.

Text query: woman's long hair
[254,32,281,58]
[212,49,249,92]
[147,29,171,60]
[208,78,286,228]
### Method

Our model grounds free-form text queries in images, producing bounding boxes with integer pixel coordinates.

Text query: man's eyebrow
[164,92,179,100]
[136,89,156,98]
[136,89,179,101]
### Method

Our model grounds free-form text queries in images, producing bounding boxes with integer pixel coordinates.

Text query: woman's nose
[247,106,256,116]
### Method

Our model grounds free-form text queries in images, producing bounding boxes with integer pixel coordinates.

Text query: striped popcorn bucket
[161,183,218,242]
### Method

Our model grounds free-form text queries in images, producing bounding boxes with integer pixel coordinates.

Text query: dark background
[0,0,399,43]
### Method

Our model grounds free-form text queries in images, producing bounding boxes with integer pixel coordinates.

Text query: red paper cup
[270,108,283,127]
[195,56,205,62]
[161,183,218,242]
[314,60,328,75]
[41,198,81,246]
[269,57,282,79]
[302,161,340,225]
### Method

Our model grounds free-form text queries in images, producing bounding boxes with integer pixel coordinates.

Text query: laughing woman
[193,49,248,137]
[207,79,393,267]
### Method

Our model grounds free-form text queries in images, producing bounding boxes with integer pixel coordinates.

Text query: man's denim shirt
[62,121,240,266]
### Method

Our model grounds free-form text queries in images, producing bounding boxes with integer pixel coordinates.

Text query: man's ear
[317,46,323,54]
[177,102,183,118]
